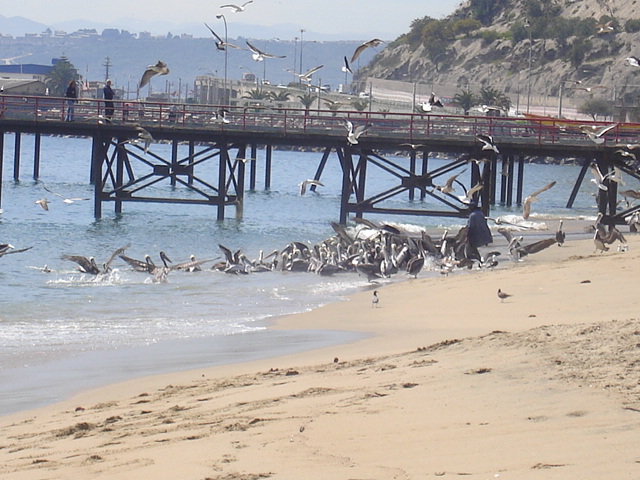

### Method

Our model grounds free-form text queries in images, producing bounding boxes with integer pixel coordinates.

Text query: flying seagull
[476,133,499,153]
[41,183,89,204]
[590,163,612,191]
[245,41,286,62]
[351,38,384,63]
[434,169,466,194]
[220,1,253,12]
[139,61,169,89]
[35,198,49,211]
[342,56,353,74]
[0,243,32,259]
[298,179,324,195]
[419,92,444,112]
[344,120,371,145]
[458,183,483,204]
[204,23,241,50]
[522,181,556,219]
[135,126,155,153]
[287,64,324,83]
[579,123,617,144]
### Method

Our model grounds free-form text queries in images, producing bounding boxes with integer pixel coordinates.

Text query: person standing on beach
[64,80,78,121]
[466,201,492,261]
[103,79,115,122]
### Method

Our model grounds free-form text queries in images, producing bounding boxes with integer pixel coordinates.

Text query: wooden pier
[1,93,639,226]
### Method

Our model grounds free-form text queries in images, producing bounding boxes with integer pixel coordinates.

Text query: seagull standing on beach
[497,288,512,302]
[372,290,379,308]
[139,61,169,89]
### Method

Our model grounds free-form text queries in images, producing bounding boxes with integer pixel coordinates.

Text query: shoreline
[3,230,640,478]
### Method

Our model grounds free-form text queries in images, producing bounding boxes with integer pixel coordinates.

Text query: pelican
[344,120,371,145]
[220,1,253,12]
[298,179,324,195]
[0,244,32,259]
[476,134,499,153]
[245,41,286,62]
[62,244,129,275]
[406,255,424,278]
[522,181,556,219]
[556,220,566,246]
[351,38,384,63]
[139,61,169,89]
[419,92,444,112]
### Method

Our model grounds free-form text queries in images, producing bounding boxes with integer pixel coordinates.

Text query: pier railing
[1,93,638,147]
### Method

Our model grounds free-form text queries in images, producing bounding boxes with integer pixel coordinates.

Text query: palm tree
[268,91,291,102]
[350,98,369,112]
[452,89,477,115]
[324,99,343,116]
[478,86,512,114]
[45,55,79,97]
[242,88,269,100]
[297,93,316,115]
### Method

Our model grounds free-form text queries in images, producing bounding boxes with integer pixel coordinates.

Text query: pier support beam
[33,133,41,180]
[265,145,272,189]
[0,132,4,210]
[13,132,20,182]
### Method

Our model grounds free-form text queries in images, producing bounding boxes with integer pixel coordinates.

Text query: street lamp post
[299,29,305,83]
[525,18,533,114]
[216,14,228,104]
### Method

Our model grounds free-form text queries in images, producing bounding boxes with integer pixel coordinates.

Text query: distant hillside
[355,0,640,114]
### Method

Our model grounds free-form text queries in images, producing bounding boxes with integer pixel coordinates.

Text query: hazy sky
[3,0,463,38]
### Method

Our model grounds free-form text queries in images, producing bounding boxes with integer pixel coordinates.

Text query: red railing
[1,93,638,147]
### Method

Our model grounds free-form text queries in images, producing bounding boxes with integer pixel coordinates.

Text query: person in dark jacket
[466,201,492,260]
[64,80,78,121]
[103,79,115,122]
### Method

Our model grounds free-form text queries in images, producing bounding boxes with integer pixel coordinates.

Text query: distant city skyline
[2,0,463,39]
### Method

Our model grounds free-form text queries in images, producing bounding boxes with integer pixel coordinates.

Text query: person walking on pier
[65,80,78,121]
[466,201,492,261]
[103,79,115,122]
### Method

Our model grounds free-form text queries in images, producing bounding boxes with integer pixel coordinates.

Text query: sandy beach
[2,227,640,479]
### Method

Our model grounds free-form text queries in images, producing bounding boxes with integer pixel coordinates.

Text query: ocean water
[0,133,600,415]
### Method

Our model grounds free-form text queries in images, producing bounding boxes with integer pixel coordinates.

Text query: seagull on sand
[351,38,384,63]
[579,123,617,144]
[522,181,556,219]
[245,41,286,62]
[372,290,379,308]
[344,120,371,145]
[298,179,324,195]
[220,1,253,12]
[35,198,49,211]
[476,133,499,153]
[139,61,169,89]
[497,288,512,302]
[204,23,242,50]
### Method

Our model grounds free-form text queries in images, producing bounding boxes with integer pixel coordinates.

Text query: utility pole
[103,57,112,82]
